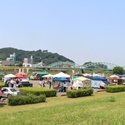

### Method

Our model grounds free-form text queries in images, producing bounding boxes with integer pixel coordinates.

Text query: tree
[113,66,124,75]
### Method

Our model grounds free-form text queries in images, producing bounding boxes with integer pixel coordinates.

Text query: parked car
[16,81,33,87]
[1,87,22,98]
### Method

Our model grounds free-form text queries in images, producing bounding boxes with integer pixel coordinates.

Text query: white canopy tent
[54,72,70,78]
[42,74,54,78]
[4,74,16,78]
[72,77,91,89]
[72,80,83,89]
[4,74,16,82]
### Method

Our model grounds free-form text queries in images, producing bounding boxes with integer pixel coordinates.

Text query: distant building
[30,56,33,64]
[23,56,34,67]
[6,53,16,63]
[0,60,14,66]
[23,58,29,64]
[0,53,16,66]
[23,56,33,64]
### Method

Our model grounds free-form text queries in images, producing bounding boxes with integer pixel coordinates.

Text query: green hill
[0,47,74,65]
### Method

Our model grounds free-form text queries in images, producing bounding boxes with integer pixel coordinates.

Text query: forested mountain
[0,47,74,65]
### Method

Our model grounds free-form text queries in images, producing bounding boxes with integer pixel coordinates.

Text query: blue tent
[91,76,110,88]
[92,76,107,81]
[103,80,110,85]
[53,77,70,82]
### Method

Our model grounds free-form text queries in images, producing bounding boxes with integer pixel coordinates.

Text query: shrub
[19,87,57,97]
[106,85,125,93]
[8,94,46,106]
[66,88,93,98]
[0,82,5,88]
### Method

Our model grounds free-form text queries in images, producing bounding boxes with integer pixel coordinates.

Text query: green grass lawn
[0,91,125,125]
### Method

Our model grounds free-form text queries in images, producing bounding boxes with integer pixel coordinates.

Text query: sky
[0,0,125,66]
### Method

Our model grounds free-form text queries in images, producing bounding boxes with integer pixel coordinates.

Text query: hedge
[0,82,5,88]
[106,85,125,93]
[19,87,57,97]
[8,94,46,106]
[66,88,94,98]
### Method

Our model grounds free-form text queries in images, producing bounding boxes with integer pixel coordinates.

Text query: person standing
[48,79,52,89]
[63,82,67,92]
[10,79,16,88]
[39,78,43,87]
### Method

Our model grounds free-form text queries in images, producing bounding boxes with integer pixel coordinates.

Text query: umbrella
[17,72,27,76]
[110,75,119,78]
[109,75,120,80]
[16,74,26,78]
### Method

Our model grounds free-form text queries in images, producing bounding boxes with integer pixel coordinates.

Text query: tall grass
[0,92,125,125]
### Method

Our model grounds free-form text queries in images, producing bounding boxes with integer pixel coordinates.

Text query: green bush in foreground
[0,82,5,88]
[19,87,57,97]
[106,85,125,93]
[8,94,46,106]
[66,88,93,98]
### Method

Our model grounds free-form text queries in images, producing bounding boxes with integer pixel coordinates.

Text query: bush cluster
[8,94,46,106]
[0,82,5,88]
[66,88,93,98]
[106,85,125,93]
[19,87,57,97]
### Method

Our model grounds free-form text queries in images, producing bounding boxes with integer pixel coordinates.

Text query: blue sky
[0,0,125,66]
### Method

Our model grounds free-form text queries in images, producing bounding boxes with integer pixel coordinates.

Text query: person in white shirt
[10,79,16,88]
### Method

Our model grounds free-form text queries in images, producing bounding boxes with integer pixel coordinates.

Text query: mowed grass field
[0,91,125,125]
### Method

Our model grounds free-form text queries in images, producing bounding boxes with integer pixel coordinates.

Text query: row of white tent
[3,72,109,89]
[3,72,70,79]
[43,72,108,89]
[43,72,104,78]
[3,72,105,79]
[42,72,70,78]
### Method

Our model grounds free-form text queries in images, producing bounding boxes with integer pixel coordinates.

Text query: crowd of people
[4,78,21,88]
[39,77,52,89]
[59,82,67,92]
[38,77,70,92]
